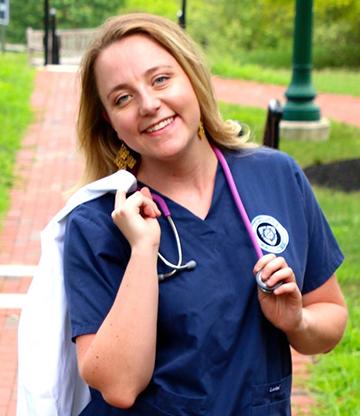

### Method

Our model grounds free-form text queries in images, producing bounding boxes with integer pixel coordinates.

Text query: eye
[115,94,132,107]
[153,75,170,86]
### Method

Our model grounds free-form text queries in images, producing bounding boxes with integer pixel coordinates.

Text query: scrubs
[64,148,343,415]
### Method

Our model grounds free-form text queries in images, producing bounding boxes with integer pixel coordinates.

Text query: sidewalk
[0,67,82,416]
[1,67,358,415]
[212,76,360,128]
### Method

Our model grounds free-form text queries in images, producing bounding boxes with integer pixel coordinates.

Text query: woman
[63,13,347,415]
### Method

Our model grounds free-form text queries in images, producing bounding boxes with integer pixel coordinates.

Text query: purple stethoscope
[151,145,282,294]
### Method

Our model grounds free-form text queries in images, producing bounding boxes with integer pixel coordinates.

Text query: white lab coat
[17,170,137,416]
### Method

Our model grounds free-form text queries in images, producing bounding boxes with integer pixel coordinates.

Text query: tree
[7,0,125,43]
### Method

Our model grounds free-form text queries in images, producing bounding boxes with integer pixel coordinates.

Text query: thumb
[114,190,126,210]
[140,187,161,217]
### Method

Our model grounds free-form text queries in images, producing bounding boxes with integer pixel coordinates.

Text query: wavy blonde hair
[77,13,251,185]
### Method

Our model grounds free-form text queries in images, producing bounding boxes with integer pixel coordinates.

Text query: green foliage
[121,0,178,19]
[6,0,360,68]
[0,53,34,220]
[211,54,360,97]
[6,0,125,43]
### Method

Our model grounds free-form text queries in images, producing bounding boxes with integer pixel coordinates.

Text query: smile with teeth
[145,117,174,133]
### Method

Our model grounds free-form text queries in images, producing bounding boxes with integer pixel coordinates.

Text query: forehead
[95,34,181,78]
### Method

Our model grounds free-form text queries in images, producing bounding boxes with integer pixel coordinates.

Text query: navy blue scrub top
[64,148,343,416]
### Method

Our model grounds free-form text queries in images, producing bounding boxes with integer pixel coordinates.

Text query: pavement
[1,65,359,416]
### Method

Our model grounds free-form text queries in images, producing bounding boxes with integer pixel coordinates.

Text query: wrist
[131,241,159,258]
[285,308,309,338]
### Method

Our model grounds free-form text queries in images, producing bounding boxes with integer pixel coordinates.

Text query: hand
[253,254,303,334]
[112,187,161,249]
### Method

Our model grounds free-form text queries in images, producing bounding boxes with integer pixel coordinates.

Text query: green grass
[307,189,360,415]
[219,102,360,167]
[0,53,34,222]
[220,102,360,415]
[210,52,360,97]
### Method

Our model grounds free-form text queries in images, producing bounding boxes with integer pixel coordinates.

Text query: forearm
[80,245,159,406]
[286,302,348,355]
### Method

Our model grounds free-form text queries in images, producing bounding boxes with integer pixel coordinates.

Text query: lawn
[220,102,360,415]
[210,54,360,97]
[0,53,34,223]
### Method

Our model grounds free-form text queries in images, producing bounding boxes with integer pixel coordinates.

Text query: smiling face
[94,34,202,166]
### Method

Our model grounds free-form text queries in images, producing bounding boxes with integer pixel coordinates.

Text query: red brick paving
[0,68,82,265]
[0,67,82,416]
[0,309,19,416]
[212,76,360,128]
[1,68,357,415]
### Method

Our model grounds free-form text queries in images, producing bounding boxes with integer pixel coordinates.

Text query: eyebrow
[106,65,174,100]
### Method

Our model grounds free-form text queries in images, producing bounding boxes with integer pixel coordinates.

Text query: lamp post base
[280,118,330,141]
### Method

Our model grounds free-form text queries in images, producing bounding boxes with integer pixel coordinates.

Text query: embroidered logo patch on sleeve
[251,215,289,254]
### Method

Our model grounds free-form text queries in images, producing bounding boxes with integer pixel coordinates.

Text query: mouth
[143,116,175,134]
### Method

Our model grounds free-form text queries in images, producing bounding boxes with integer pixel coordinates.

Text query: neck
[137,140,218,214]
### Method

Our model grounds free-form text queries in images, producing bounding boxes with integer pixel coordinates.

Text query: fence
[26,27,98,65]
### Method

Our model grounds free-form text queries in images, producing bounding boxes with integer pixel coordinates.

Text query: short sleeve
[292,160,344,294]
[63,194,130,341]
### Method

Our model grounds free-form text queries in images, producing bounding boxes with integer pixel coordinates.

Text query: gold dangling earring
[114,142,137,170]
[198,121,206,140]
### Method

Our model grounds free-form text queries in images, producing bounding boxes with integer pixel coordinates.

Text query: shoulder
[226,146,295,164]
[64,192,130,258]
[225,147,302,179]
[66,193,116,231]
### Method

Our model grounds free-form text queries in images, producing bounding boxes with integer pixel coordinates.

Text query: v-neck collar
[136,157,227,223]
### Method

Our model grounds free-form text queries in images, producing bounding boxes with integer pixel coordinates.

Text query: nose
[138,89,161,117]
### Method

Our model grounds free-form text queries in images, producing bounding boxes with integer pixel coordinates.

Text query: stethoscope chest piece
[256,271,283,294]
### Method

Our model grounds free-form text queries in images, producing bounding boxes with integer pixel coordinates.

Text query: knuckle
[112,207,127,220]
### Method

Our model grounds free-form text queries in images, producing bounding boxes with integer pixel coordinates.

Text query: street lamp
[44,0,49,65]
[177,0,187,29]
[283,0,319,121]
[281,0,329,140]
[50,7,60,64]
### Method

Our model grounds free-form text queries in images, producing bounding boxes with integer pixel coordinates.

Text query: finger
[112,191,144,220]
[266,267,295,288]
[114,190,127,210]
[140,187,161,217]
[253,254,276,274]
[126,191,160,218]
[272,281,301,297]
[260,256,288,281]
[139,186,152,198]
[142,203,161,218]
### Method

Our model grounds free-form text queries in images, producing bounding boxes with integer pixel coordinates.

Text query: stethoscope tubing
[212,146,281,294]
[211,145,263,260]
[150,193,196,280]
[147,145,280,293]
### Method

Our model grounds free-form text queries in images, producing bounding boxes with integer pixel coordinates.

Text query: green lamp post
[283,0,320,122]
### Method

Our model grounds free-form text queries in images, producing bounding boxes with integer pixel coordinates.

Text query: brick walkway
[212,76,360,128]
[0,67,82,416]
[1,67,359,415]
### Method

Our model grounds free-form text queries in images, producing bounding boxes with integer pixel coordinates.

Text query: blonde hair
[77,13,251,185]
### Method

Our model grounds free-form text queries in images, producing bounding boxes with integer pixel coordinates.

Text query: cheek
[174,85,201,123]
[111,113,136,139]
[185,85,201,120]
